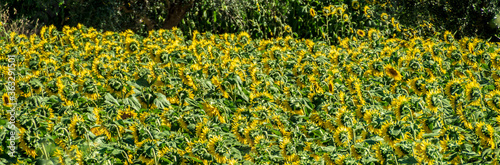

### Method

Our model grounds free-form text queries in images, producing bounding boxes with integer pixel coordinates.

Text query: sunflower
[368,59,384,77]
[492,53,500,69]
[237,31,251,46]
[19,128,37,158]
[352,0,360,10]
[334,126,352,147]
[415,140,438,164]
[368,28,378,40]
[125,37,139,53]
[363,6,371,18]
[384,64,402,81]
[343,14,349,22]
[322,6,333,16]
[392,95,409,120]
[116,107,138,120]
[381,13,389,22]
[426,89,441,113]
[1,93,12,107]
[309,8,317,17]
[69,115,84,139]
[346,76,361,94]
[357,29,366,38]
[465,79,481,103]
[486,90,500,112]
[208,135,226,163]
[444,78,463,99]
[475,122,496,149]
[444,31,454,42]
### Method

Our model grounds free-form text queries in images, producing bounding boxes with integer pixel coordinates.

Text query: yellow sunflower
[208,135,226,163]
[334,126,352,147]
[486,90,500,112]
[384,64,402,81]
[357,29,366,38]
[2,93,12,107]
[343,14,349,22]
[445,78,462,99]
[363,6,371,18]
[116,107,138,120]
[352,0,360,10]
[392,95,409,120]
[368,28,378,40]
[426,89,441,113]
[381,13,389,22]
[465,79,481,103]
[310,8,317,17]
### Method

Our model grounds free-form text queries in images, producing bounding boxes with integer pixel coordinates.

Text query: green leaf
[111,149,122,156]
[422,129,441,138]
[35,159,54,165]
[399,156,418,164]
[187,156,203,163]
[123,97,141,111]
[104,93,120,106]
[364,136,384,144]
[153,93,171,109]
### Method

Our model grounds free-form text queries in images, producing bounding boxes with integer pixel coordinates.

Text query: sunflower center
[121,113,132,119]
[388,68,398,76]
[3,96,9,104]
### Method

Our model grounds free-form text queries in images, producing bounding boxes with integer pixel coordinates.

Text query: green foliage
[2,0,499,41]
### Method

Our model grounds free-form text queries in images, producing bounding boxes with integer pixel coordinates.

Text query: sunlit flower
[309,8,317,17]
[384,64,402,81]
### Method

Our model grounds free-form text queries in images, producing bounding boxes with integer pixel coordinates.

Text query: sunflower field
[1,0,500,165]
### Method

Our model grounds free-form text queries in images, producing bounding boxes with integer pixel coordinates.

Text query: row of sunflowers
[0,23,500,164]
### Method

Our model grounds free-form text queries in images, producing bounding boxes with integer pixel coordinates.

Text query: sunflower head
[357,29,366,38]
[343,14,349,22]
[381,13,389,22]
[384,64,402,81]
[486,90,500,112]
[2,93,12,107]
[352,0,360,10]
[309,8,317,17]
[465,80,481,101]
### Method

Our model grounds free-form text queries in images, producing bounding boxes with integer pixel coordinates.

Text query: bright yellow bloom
[357,29,366,38]
[384,64,402,81]
[381,13,389,21]
[309,8,317,17]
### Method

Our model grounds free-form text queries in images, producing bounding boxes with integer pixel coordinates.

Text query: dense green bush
[1,0,499,41]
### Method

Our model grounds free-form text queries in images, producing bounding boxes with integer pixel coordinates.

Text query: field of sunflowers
[0,23,500,164]
[1,0,500,164]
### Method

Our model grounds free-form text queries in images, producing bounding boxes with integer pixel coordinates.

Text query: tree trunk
[162,1,195,29]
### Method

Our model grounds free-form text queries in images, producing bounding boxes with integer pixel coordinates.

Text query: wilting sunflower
[426,89,441,113]
[445,78,463,99]
[486,90,500,112]
[415,140,438,164]
[334,126,352,147]
[465,79,481,104]
[444,31,454,42]
[208,135,226,163]
[384,64,402,81]
[116,107,138,120]
[392,95,409,120]
[475,122,495,149]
